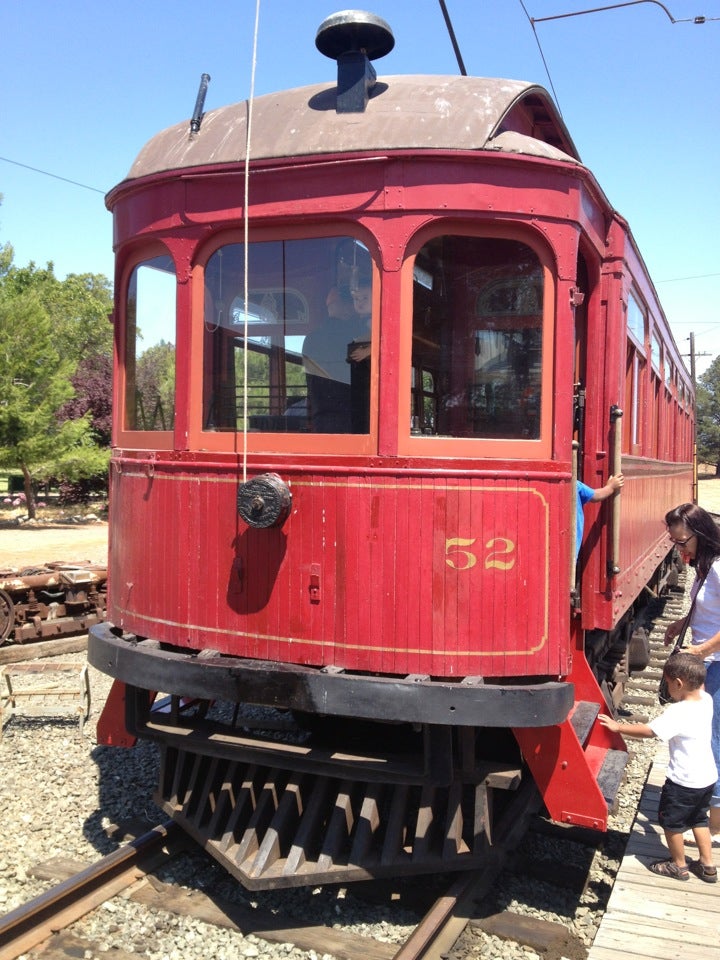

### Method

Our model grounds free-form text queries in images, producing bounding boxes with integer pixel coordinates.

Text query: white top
[650,691,717,789]
[689,559,720,663]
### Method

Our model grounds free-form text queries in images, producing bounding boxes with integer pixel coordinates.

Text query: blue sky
[1,0,718,376]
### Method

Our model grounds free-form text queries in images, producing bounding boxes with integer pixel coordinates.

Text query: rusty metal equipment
[0,562,107,645]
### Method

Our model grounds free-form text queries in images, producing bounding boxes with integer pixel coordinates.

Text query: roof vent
[315,10,394,113]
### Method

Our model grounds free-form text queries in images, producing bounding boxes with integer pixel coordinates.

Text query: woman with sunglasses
[665,502,720,840]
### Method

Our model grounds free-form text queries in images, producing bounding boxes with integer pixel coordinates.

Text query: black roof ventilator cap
[315,10,394,114]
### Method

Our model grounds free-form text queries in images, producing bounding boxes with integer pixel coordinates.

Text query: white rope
[242,0,261,482]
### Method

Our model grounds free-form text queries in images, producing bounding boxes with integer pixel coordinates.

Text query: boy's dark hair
[663,652,706,690]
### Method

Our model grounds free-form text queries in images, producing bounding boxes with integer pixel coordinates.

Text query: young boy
[599,652,718,882]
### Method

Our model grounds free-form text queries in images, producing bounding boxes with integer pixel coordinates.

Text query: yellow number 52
[445,537,516,571]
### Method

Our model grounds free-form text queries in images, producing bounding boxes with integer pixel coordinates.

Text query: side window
[624,293,646,454]
[202,237,372,434]
[410,236,544,440]
[124,256,176,431]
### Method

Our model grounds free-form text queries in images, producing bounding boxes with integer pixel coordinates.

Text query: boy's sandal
[649,859,689,880]
[688,859,718,883]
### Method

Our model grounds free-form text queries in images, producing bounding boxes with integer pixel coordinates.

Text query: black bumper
[88,622,574,728]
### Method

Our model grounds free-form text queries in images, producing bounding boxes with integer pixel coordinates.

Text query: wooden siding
[108,462,570,679]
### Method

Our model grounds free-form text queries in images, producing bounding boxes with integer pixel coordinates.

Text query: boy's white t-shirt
[650,691,717,789]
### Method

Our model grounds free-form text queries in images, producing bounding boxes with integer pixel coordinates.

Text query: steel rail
[392,778,544,960]
[0,820,180,960]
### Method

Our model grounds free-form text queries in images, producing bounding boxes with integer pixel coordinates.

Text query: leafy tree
[1,263,112,363]
[0,285,91,516]
[59,352,113,444]
[135,340,175,430]
[0,195,12,279]
[697,356,720,476]
[0,254,114,516]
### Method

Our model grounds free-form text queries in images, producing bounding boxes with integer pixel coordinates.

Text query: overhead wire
[521,1,719,115]
[656,272,720,283]
[529,1,719,25]
[518,1,564,114]
[0,155,105,194]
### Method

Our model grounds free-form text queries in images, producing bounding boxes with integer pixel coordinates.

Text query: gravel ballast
[0,578,685,960]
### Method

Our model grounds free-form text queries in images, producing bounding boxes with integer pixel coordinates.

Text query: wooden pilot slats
[155,745,522,889]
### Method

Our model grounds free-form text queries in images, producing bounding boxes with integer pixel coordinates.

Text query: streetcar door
[571,255,590,595]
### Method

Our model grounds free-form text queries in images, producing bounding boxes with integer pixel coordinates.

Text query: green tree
[697,356,720,476]
[0,195,13,279]
[135,340,175,430]
[0,255,114,516]
[0,286,90,516]
[1,263,112,363]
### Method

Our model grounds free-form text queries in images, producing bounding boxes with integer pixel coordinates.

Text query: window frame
[397,222,556,460]
[114,242,177,451]
[188,226,379,455]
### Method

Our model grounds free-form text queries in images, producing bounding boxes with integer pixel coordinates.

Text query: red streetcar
[89,11,694,888]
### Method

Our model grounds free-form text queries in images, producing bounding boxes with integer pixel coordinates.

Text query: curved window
[124,255,176,431]
[410,236,543,440]
[202,237,372,434]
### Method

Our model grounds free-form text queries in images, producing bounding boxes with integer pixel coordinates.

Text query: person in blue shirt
[576,473,624,557]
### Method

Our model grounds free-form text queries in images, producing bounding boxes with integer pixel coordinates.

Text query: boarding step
[596,748,629,811]
[569,700,599,747]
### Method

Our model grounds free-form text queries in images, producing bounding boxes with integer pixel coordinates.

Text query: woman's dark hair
[665,502,720,578]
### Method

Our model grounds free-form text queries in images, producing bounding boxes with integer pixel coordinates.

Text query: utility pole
[684,331,714,500]
[690,332,697,501]
[690,331,696,389]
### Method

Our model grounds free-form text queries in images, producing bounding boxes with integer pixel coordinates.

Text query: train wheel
[0,589,15,644]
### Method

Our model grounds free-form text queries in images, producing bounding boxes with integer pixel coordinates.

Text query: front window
[124,255,176,431]
[410,236,543,440]
[202,237,372,434]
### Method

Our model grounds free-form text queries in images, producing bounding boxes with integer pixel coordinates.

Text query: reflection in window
[627,293,645,350]
[410,237,544,440]
[125,256,176,431]
[651,332,661,374]
[665,360,674,390]
[203,237,372,434]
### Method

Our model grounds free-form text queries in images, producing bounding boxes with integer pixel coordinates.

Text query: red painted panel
[108,461,567,680]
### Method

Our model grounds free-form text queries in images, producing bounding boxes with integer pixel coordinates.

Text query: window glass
[203,237,372,434]
[627,293,645,350]
[410,236,543,440]
[666,359,674,390]
[627,349,645,450]
[651,332,661,374]
[124,256,176,431]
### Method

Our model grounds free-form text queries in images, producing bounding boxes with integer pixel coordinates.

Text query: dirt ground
[697,475,720,514]
[0,521,109,570]
[1,478,719,571]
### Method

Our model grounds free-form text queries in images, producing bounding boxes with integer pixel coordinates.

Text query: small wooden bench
[0,661,91,739]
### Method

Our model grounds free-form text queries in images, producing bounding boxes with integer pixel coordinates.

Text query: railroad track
[0,821,182,960]
[0,577,690,960]
[0,782,541,960]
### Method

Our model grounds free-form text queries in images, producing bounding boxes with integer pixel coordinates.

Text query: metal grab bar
[608,405,624,576]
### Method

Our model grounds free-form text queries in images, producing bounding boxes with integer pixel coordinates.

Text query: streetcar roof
[123,75,580,183]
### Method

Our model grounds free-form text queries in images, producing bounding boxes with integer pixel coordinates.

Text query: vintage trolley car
[89,11,694,888]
